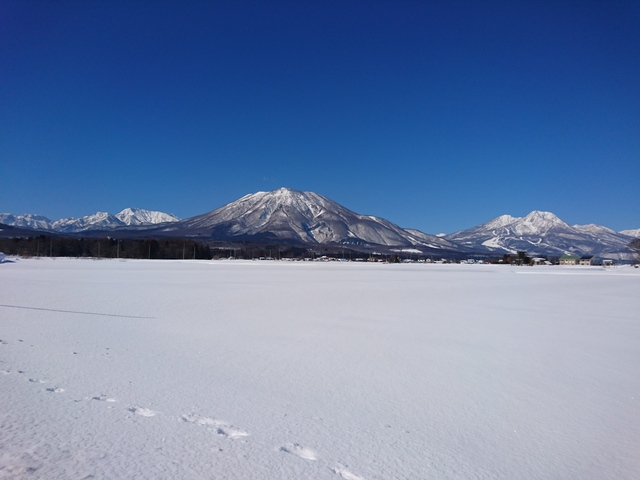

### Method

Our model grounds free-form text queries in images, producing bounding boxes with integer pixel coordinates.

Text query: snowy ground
[1,258,639,479]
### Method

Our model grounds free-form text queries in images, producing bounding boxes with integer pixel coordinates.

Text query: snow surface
[1,258,639,479]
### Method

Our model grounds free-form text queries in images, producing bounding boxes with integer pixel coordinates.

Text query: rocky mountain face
[446,211,636,260]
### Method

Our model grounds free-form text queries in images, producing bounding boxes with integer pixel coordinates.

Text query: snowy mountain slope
[446,211,635,259]
[160,187,456,250]
[620,228,640,238]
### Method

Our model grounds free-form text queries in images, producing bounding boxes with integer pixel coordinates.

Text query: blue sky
[2,1,639,233]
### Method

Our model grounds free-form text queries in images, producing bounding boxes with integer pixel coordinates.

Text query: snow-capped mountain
[115,208,179,226]
[52,212,125,232]
[0,213,54,230]
[158,187,457,251]
[446,211,635,259]
[0,208,178,233]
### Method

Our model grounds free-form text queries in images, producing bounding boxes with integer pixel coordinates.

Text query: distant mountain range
[0,208,178,233]
[445,211,637,260]
[1,188,638,259]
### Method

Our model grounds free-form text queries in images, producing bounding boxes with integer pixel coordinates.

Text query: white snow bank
[1,259,639,479]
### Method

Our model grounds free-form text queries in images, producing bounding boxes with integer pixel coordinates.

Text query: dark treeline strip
[0,236,212,260]
[1,236,495,262]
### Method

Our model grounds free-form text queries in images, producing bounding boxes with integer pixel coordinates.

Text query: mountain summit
[160,187,456,250]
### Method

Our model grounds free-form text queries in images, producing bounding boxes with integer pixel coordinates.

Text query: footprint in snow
[181,413,249,439]
[333,464,366,480]
[92,395,117,403]
[129,407,157,417]
[46,387,65,393]
[217,426,249,439]
[1,369,11,375]
[280,443,318,461]
[29,378,46,383]
[181,413,224,427]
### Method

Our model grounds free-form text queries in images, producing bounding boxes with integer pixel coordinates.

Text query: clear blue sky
[2,1,639,233]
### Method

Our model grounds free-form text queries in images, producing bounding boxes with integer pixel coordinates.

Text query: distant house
[559,254,580,265]
[531,257,551,265]
[602,259,615,267]
[579,255,595,266]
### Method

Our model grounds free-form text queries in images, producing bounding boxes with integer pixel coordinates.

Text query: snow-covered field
[1,258,639,479]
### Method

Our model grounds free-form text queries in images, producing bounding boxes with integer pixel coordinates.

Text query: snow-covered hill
[159,187,456,250]
[446,211,635,259]
[620,228,640,238]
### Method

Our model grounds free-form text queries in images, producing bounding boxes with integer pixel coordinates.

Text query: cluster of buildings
[556,255,617,266]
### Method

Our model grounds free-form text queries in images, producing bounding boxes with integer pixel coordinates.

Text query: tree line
[0,236,212,260]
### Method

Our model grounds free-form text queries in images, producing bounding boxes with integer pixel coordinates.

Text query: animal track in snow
[1,369,11,375]
[128,407,157,417]
[181,413,249,439]
[280,443,318,461]
[46,387,65,393]
[29,378,46,383]
[333,464,366,480]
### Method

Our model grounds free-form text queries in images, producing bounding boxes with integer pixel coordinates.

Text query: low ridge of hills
[2,188,638,259]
